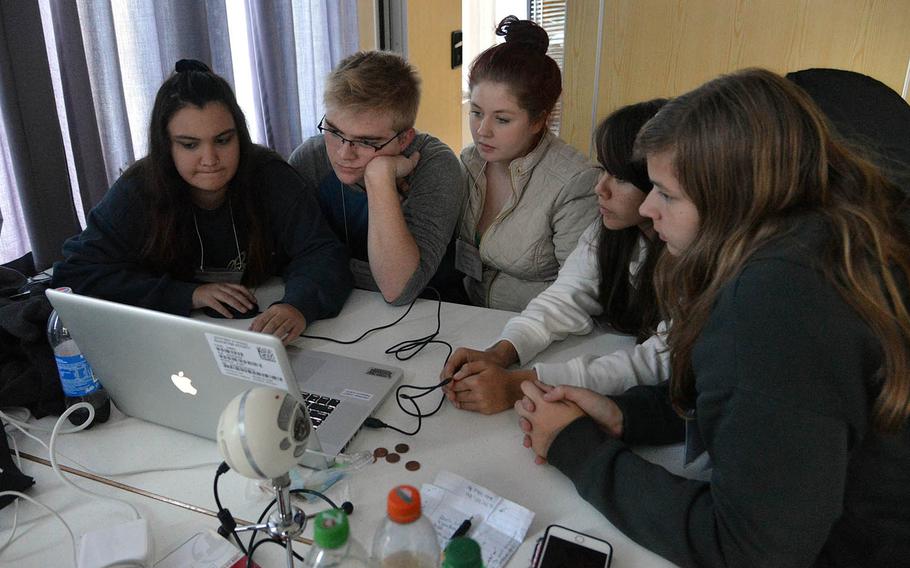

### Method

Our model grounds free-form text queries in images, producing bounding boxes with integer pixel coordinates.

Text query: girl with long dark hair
[53,60,352,344]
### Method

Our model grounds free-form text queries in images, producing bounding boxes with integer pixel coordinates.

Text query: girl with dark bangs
[443,99,669,415]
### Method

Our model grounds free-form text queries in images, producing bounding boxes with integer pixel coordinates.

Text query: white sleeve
[496,220,603,364]
[533,321,671,394]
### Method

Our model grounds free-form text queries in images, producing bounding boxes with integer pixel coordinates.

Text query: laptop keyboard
[301,392,340,429]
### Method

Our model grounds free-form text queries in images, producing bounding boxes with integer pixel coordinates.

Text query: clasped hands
[192,283,307,345]
[441,343,624,463]
[515,381,624,465]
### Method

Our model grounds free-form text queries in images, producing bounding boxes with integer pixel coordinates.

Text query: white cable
[4,413,53,450]
[1,406,31,425]
[48,404,142,520]
[0,499,20,556]
[902,54,909,100]
[2,410,97,474]
[0,491,77,567]
[2,409,149,566]
[2,408,154,567]
[0,409,220,477]
[1,408,90,434]
[0,430,22,555]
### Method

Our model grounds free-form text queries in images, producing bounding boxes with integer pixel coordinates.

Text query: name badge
[454,239,483,281]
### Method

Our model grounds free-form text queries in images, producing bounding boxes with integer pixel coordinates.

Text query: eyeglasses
[317,116,404,152]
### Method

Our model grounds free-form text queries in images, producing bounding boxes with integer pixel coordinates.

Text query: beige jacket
[458,131,600,311]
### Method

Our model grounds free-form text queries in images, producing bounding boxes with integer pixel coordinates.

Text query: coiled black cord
[302,288,454,436]
[244,488,353,567]
[212,461,352,567]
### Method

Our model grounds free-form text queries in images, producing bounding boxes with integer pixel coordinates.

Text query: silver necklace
[192,199,243,270]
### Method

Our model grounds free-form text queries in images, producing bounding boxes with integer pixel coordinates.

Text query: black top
[52,151,353,324]
[549,216,910,568]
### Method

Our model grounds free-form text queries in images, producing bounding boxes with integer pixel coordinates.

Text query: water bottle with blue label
[47,288,110,427]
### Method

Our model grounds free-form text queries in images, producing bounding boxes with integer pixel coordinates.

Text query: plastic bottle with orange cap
[371,485,441,567]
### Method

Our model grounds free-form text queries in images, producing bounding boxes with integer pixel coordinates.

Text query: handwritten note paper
[421,471,534,568]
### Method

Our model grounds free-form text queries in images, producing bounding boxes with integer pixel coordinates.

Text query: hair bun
[175,59,211,73]
[495,16,549,54]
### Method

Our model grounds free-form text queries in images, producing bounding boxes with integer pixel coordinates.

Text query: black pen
[451,517,472,539]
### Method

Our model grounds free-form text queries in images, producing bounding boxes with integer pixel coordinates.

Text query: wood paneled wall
[563,0,910,154]
[357,0,376,51]
[353,1,462,150]
[407,1,463,151]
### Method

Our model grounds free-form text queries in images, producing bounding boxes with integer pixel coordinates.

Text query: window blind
[529,0,567,135]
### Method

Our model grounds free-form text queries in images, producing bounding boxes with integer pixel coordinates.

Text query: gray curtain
[0,0,358,270]
[0,1,81,271]
[48,0,112,215]
[248,0,359,157]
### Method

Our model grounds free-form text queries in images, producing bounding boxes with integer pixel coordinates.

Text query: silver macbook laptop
[45,289,402,467]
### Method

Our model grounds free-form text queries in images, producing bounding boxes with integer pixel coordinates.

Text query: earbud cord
[212,461,351,564]
[193,199,242,271]
[302,288,454,436]
[339,178,349,245]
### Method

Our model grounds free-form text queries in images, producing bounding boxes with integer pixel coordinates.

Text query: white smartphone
[533,524,613,568]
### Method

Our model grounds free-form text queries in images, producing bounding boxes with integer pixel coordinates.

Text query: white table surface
[2,288,684,567]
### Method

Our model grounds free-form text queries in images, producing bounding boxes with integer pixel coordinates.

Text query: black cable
[364,377,452,436]
[246,537,302,568]
[221,289,453,564]
[213,461,248,556]
[302,288,453,361]
[383,288,453,362]
[213,462,228,512]
[300,290,423,344]
[246,488,350,564]
[301,287,454,436]
[210,460,351,566]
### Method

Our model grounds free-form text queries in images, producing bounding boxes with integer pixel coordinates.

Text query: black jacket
[549,217,910,567]
[52,151,352,324]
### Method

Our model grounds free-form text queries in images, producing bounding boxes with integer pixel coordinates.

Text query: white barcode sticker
[340,388,372,401]
[205,333,288,390]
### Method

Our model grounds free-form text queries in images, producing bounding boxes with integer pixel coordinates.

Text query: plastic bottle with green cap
[441,537,484,568]
[371,485,440,567]
[303,509,370,567]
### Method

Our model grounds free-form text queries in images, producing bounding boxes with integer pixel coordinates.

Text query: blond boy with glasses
[289,51,465,305]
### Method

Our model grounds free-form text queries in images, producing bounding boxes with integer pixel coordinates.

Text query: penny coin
[385,453,401,463]
[405,460,420,471]
[395,443,410,454]
[374,447,388,458]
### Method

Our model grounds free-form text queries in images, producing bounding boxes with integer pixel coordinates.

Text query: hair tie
[495,16,549,54]
[175,59,211,73]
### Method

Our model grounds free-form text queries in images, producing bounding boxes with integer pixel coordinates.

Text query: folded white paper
[422,471,535,568]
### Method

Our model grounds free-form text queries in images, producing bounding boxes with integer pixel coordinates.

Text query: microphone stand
[234,473,306,568]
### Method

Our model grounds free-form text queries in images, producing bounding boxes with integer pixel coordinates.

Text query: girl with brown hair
[456,16,601,311]
[53,60,352,344]
[515,69,910,567]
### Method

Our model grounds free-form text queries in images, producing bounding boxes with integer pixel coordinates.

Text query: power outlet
[451,30,463,69]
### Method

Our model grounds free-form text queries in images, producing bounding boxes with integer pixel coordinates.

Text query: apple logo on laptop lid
[171,371,198,395]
